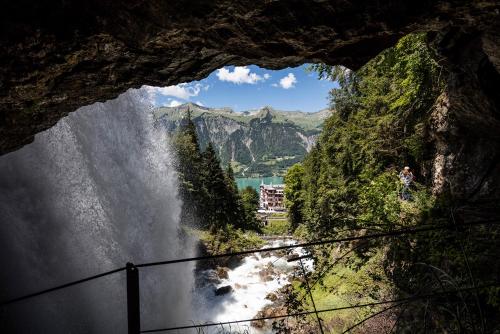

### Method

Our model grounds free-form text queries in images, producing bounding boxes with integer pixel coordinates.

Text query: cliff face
[155,104,328,176]
[1,0,499,155]
[428,26,500,218]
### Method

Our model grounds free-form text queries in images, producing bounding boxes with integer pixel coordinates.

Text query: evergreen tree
[172,108,205,226]
[283,163,305,231]
[239,186,260,230]
[223,164,244,229]
[201,143,228,231]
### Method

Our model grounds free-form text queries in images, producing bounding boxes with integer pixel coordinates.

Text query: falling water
[0,90,195,333]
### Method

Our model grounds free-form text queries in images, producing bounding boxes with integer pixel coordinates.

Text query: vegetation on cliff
[283,33,499,332]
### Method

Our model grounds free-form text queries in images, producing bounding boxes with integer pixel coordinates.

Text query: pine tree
[223,164,244,229]
[201,143,228,231]
[284,163,305,231]
[172,108,205,226]
[239,186,260,230]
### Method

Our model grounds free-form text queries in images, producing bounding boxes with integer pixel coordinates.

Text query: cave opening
[1,1,499,333]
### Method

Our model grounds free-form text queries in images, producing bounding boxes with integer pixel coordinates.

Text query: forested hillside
[154,104,329,176]
[284,34,499,333]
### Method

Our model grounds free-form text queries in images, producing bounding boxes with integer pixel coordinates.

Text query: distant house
[259,182,285,211]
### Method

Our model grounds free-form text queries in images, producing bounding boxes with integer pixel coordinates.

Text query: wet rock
[234,283,247,290]
[216,266,229,279]
[195,269,220,288]
[265,292,278,302]
[251,305,287,328]
[214,285,233,296]
[261,251,271,258]
[258,264,277,282]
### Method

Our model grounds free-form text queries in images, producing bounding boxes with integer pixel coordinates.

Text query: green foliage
[155,104,327,177]
[172,110,205,226]
[239,186,261,231]
[262,219,290,236]
[198,225,264,254]
[173,110,259,232]
[289,33,443,238]
[288,33,500,332]
[284,163,305,230]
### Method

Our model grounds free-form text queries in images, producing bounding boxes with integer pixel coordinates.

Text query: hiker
[399,166,414,200]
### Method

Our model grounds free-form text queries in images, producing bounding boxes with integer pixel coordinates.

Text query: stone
[252,305,287,328]
[216,266,229,279]
[258,264,277,282]
[265,292,278,302]
[214,285,233,296]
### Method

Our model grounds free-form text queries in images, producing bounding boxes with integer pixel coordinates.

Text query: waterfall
[0,90,194,333]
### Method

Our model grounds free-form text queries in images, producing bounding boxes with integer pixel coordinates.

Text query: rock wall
[1,0,499,154]
[429,25,500,218]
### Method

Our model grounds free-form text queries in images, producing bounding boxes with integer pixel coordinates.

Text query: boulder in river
[214,285,233,296]
[216,266,229,279]
[258,264,277,282]
[252,305,287,328]
[265,292,278,301]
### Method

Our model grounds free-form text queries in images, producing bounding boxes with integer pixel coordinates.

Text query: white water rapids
[192,239,313,334]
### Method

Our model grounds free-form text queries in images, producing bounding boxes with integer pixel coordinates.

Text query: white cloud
[195,101,204,106]
[216,66,263,84]
[164,99,183,107]
[142,82,206,104]
[263,73,271,80]
[279,73,297,89]
[271,83,278,87]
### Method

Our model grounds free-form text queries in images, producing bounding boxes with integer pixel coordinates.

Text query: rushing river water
[192,239,313,333]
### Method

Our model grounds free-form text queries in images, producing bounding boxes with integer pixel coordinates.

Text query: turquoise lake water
[236,176,284,192]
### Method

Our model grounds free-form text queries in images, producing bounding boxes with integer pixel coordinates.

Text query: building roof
[260,183,285,190]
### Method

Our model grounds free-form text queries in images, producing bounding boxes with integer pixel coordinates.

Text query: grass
[262,218,290,236]
[290,247,392,333]
[195,225,265,254]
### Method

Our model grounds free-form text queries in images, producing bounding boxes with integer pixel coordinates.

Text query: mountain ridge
[154,103,331,177]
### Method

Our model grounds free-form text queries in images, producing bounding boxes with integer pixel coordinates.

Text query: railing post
[126,262,140,334]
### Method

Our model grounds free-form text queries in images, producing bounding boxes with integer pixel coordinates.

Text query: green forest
[283,34,499,333]
[172,110,264,252]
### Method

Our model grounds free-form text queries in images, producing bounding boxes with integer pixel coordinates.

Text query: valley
[154,103,330,177]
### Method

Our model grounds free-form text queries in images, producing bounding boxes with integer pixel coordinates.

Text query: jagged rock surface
[428,26,500,217]
[1,0,499,154]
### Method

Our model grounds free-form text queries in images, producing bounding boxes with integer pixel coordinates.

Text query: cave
[1,0,499,332]
[1,1,499,204]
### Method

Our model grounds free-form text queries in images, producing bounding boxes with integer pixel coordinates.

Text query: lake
[236,176,284,192]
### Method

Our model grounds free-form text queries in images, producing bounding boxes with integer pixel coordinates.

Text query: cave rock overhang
[0,0,499,155]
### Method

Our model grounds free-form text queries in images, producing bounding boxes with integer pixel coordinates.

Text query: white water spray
[0,90,194,333]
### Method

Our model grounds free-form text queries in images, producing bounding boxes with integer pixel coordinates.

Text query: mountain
[154,103,331,177]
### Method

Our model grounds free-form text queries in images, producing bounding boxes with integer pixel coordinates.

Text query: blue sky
[144,64,338,113]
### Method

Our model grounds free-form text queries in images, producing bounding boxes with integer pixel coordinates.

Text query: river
[192,238,313,333]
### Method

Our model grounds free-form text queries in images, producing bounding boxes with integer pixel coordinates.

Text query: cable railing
[139,282,500,333]
[0,220,497,333]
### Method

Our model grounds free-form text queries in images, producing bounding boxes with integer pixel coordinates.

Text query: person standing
[399,166,414,200]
